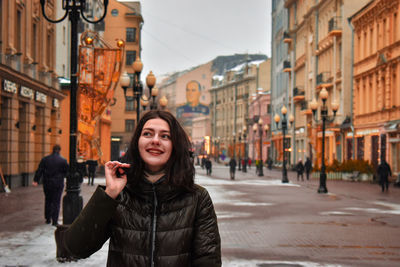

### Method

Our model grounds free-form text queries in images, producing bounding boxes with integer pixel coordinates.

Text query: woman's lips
[147,148,163,155]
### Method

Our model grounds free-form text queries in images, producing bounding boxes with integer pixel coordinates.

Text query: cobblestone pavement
[0,164,399,266]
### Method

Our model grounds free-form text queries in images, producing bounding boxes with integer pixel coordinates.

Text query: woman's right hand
[104,161,131,199]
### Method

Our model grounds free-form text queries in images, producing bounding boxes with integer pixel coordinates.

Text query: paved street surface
[1,163,399,266]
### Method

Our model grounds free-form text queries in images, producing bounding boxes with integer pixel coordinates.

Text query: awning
[384,120,400,132]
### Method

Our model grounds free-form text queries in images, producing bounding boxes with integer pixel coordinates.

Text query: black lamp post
[274,106,294,183]
[40,0,109,225]
[232,132,236,160]
[216,137,220,163]
[238,131,242,170]
[310,87,339,193]
[242,126,247,172]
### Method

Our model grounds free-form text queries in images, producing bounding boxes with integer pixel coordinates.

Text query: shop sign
[356,129,379,136]
[35,91,47,103]
[20,86,34,99]
[3,80,17,94]
[53,98,59,108]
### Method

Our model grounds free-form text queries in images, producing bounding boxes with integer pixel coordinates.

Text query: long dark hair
[124,110,195,191]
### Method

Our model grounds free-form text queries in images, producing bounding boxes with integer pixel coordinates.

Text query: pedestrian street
[1,164,399,266]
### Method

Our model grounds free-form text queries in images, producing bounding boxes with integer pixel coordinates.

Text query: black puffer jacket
[62,177,221,267]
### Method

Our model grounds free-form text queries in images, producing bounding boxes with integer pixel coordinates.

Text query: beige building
[0,1,64,188]
[105,0,143,159]
[350,0,400,174]
[159,61,214,151]
[284,0,370,166]
[210,59,271,161]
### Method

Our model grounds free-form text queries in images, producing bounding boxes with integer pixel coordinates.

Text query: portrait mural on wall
[176,80,209,118]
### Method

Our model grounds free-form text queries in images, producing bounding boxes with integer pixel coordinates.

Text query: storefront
[0,69,65,189]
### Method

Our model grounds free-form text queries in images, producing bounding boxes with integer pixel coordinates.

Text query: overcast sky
[128,0,271,77]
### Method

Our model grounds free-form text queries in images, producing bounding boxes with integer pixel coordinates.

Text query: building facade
[271,0,290,166]
[210,59,271,162]
[283,0,370,168]
[0,1,64,188]
[105,0,143,160]
[351,0,400,174]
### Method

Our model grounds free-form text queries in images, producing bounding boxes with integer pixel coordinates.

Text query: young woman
[59,110,221,267]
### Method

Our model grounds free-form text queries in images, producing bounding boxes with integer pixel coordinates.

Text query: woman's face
[138,118,173,172]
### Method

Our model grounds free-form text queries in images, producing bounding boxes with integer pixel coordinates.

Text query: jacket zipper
[150,184,158,267]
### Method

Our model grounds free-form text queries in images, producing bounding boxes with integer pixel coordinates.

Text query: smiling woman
[57,110,221,267]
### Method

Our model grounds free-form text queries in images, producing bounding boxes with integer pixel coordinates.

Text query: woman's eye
[161,134,171,139]
[143,132,152,137]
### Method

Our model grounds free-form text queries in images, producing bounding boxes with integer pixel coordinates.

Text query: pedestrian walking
[201,156,206,169]
[32,145,69,226]
[248,158,252,169]
[377,158,392,192]
[86,159,98,186]
[57,110,221,266]
[267,157,273,170]
[304,157,312,180]
[229,157,237,180]
[296,159,304,181]
[205,157,212,175]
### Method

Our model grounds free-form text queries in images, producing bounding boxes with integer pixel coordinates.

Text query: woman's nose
[151,134,161,144]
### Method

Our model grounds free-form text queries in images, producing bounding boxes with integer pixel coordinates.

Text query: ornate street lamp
[242,126,248,172]
[232,132,236,159]
[310,87,339,193]
[274,105,294,183]
[120,58,163,120]
[257,118,264,176]
[238,130,242,170]
[40,0,109,225]
[252,123,258,171]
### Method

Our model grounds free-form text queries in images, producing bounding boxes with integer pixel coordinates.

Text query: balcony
[283,60,291,73]
[316,72,332,89]
[293,86,305,102]
[300,101,313,115]
[328,16,342,37]
[283,31,292,44]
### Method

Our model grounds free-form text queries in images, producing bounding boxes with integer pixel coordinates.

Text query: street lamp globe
[264,124,269,133]
[310,98,318,112]
[146,71,156,88]
[320,87,329,100]
[281,105,287,115]
[151,86,159,97]
[120,72,130,88]
[331,100,339,113]
[133,57,143,74]
[159,95,168,108]
[252,123,258,133]
[141,95,149,108]
[289,114,295,124]
[258,118,263,125]
[274,114,280,124]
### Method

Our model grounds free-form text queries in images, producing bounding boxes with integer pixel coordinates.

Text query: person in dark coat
[205,157,212,175]
[57,110,221,266]
[267,157,273,170]
[32,145,69,226]
[86,159,98,186]
[229,157,237,180]
[377,159,392,192]
[304,157,312,180]
[296,159,304,181]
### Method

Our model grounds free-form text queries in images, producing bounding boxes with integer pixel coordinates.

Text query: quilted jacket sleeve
[62,186,118,258]
[192,187,222,267]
